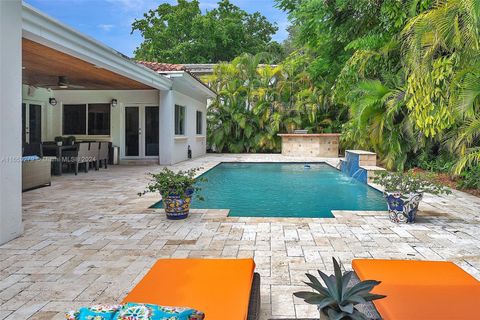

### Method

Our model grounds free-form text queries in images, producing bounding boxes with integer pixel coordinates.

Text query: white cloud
[98,24,115,32]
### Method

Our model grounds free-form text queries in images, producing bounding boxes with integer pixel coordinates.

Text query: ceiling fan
[36,76,86,89]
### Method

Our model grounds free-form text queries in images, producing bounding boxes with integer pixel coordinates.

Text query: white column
[0,0,23,244]
[159,90,174,165]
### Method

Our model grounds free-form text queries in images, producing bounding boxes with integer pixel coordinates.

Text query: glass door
[22,103,27,144]
[29,104,42,144]
[124,106,159,158]
[125,107,140,157]
[145,106,159,156]
[22,102,42,144]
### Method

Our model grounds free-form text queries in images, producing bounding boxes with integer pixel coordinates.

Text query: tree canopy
[133,0,480,188]
[206,52,343,153]
[273,0,480,184]
[132,0,283,63]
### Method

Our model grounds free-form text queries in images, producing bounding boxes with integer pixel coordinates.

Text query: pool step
[359,165,386,184]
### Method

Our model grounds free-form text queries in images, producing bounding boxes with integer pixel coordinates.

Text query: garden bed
[412,168,480,198]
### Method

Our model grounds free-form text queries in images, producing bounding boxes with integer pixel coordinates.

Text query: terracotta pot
[161,188,194,220]
[384,191,423,223]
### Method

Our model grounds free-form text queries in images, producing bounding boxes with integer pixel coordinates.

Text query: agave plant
[294,258,385,320]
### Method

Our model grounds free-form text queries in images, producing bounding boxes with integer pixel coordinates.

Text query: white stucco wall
[172,90,207,164]
[159,90,174,165]
[52,90,159,154]
[0,0,23,244]
[23,88,207,164]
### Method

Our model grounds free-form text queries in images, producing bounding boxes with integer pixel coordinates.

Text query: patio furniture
[23,142,43,158]
[88,142,99,170]
[352,259,480,320]
[97,142,109,169]
[42,143,77,176]
[22,157,51,191]
[63,142,90,175]
[22,143,51,191]
[122,258,260,320]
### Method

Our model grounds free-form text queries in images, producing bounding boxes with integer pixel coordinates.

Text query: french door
[22,102,42,144]
[124,106,159,158]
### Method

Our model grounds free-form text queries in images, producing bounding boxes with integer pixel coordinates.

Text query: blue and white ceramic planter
[384,192,423,223]
[162,189,194,220]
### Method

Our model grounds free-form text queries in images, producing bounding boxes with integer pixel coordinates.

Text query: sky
[25,0,289,58]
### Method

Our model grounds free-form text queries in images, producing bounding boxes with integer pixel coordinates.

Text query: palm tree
[402,0,480,138]
[207,51,341,153]
[402,0,480,173]
[449,68,480,174]
[345,79,415,170]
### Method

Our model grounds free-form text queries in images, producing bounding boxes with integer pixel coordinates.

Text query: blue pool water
[153,162,387,218]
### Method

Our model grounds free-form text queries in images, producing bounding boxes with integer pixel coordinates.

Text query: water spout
[350,169,363,183]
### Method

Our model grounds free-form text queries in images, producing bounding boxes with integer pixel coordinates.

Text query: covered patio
[0,1,213,245]
[1,154,480,319]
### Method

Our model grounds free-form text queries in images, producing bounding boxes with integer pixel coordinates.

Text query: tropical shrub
[139,168,205,200]
[276,0,479,185]
[207,52,343,153]
[457,166,480,190]
[374,170,452,195]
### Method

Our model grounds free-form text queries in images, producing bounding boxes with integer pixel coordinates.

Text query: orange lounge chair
[122,258,260,320]
[352,259,480,320]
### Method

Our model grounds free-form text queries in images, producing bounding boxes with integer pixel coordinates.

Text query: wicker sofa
[22,143,51,191]
[22,157,51,191]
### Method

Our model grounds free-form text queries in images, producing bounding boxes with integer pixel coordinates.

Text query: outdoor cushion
[122,258,256,320]
[66,303,202,320]
[116,303,197,320]
[22,155,40,161]
[66,304,121,320]
[352,259,480,320]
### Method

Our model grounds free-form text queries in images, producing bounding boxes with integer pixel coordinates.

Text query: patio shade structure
[0,0,215,245]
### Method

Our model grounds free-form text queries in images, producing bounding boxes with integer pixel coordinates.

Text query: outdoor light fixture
[111,99,118,107]
[49,98,57,106]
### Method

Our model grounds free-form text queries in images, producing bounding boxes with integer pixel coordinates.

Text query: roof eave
[162,71,216,98]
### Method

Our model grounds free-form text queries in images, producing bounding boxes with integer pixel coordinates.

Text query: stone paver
[1,154,480,319]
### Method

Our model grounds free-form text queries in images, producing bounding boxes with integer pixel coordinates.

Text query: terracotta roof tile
[137,60,216,95]
[137,61,186,72]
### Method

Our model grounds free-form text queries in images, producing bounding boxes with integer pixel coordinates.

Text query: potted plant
[54,136,63,146]
[139,167,205,220]
[294,257,385,320]
[373,170,451,223]
[66,136,76,145]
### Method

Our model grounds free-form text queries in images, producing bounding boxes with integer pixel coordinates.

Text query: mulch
[411,167,480,198]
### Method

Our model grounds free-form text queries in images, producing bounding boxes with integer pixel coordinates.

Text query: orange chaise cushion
[352,259,480,320]
[122,259,255,320]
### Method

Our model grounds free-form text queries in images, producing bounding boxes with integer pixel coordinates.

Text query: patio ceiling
[22,39,153,90]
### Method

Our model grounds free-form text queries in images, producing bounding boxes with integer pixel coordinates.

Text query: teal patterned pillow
[66,303,204,320]
[66,304,122,320]
[115,303,195,320]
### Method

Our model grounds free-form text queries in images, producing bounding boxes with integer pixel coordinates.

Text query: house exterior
[0,1,215,244]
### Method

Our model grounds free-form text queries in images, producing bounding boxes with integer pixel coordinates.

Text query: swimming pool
[152,162,386,218]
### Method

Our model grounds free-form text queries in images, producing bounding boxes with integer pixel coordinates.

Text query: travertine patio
[1,154,480,320]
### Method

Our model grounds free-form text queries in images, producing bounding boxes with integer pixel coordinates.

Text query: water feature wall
[340,150,378,183]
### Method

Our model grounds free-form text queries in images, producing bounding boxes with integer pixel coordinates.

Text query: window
[175,105,185,135]
[196,111,203,135]
[88,104,110,135]
[63,103,110,135]
[63,104,87,135]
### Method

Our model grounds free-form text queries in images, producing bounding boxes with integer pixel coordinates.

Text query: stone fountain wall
[341,150,379,183]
